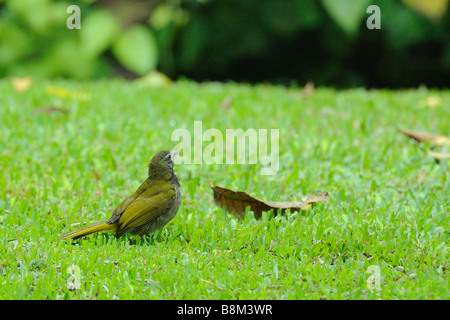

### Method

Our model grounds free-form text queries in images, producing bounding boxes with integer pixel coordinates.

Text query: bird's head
[148,150,178,180]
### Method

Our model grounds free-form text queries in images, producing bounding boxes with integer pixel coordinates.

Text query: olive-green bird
[60,151,181,240]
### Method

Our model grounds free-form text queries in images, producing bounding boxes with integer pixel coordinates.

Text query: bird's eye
[164,153,172,161]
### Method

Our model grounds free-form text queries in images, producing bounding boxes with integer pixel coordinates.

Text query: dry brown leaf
[398,128,450,146]
[220,97,233,111]
[210,181,330,219]
[32,106,69,115]
[90,169,101,181]
[419,95,443,109]
[302,81,315,98]
[11,76,32,93]
[426,150,450,161]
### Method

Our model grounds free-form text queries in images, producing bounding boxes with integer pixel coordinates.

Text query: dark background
[1,0,449,88]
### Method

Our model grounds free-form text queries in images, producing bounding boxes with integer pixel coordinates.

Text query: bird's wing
[116,181,175,234]
[107,178,153,224]
[107,194,137,224]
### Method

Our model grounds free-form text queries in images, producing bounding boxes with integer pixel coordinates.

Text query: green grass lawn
[0,78,449,299]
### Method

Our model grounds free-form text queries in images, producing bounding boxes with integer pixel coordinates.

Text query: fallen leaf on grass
[302,81,315,98]
[45,86,91,100]
[134,70,172,88]
[220,97,233,111]
[210,181,330,219]
[399,128,450,162]
[32,106,69,115]
[90,169,101,181]
[11,77,32,92]
[398,128,450,146]
[419,95,443,109]
[426,150,450,161]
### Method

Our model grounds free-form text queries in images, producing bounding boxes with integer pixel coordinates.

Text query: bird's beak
[170,150,178,161]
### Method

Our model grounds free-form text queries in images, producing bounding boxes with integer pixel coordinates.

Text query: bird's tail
[60,221,116,240]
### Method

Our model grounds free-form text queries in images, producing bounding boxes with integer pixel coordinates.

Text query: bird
[60,150,181,240]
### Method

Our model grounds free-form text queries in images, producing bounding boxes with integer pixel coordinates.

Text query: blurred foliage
[0,0,161,78]
[169,0,450,87]
[0,0,448,87]
[403,0,449,19]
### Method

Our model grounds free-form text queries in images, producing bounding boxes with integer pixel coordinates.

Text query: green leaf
[321,0,370,35]
[0,21,32,64]
[81,10,121,58]
[8,0,67,35]
[112,25,159,75]
[44,38,95,79]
